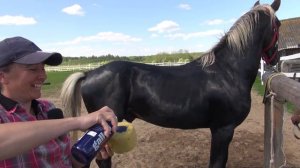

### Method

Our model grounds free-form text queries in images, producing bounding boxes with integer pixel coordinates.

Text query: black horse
[61,0,281,167]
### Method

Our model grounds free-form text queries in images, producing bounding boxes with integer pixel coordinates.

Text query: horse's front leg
[209,125,234,168]
[95,157,112,168]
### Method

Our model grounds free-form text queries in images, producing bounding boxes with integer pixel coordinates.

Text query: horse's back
[80,61,133,113]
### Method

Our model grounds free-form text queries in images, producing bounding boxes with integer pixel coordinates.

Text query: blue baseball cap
[0,36,62,67]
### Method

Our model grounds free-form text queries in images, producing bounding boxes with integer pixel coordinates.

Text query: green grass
[42,71,74,96]
[252,76,266,96]
[252,76,295,113]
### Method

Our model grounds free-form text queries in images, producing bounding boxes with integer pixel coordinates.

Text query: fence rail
[45,62,188,72]
[259,53,300,83]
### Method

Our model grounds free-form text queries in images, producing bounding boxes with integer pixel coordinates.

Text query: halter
[262,20,279,64]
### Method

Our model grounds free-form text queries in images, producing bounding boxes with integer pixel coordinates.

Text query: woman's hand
[291,114,300,126]
[77,106,118,137]
[96,144,114,160]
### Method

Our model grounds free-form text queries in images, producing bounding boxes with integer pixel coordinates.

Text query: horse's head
[256,0,281,66]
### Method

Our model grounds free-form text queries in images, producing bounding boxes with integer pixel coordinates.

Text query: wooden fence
[45,62,188,72]
[260,53,300,81]
[262,71,300,168]
[45,63,104,72]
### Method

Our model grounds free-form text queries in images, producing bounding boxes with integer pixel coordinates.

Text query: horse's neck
[240,25,268,75]
[214,28,265,87]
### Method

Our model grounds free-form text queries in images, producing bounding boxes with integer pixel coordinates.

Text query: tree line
[61,52,204,65]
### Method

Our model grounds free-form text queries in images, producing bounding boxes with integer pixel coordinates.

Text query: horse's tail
[60,72,86,118]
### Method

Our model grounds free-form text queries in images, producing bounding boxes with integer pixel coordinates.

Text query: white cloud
[62,4,85,16]
[203,18,236,26]
[54,45,107,57]
[148,20,180,33]
[150,33,159,38]
[165,29,223,40]
[178,4,191,10]
[206,19,225,25]
[94,32,142,42]
[0,15,37,25]
[55,32,142,45]
[49,44,153,57]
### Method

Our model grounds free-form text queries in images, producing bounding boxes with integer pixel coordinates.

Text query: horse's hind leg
[209,126,234,168]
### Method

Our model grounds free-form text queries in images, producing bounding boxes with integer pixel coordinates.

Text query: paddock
[45,88,300,167]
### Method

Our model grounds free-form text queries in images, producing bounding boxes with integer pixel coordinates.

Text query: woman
[0,36,117,167]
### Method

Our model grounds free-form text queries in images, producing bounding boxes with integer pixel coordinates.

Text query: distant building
[278,17,300,77]
[278,17,300,57]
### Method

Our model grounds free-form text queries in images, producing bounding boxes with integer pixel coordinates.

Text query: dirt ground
[49,90,300,168]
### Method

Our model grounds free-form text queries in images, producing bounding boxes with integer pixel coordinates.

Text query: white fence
[45,63,104,72]
[47,54,300,79]
[45,62,188,72]
[259,53,300,83]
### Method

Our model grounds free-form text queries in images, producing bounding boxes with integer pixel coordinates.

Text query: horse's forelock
[252,4,276,23]
[199,4,276,68]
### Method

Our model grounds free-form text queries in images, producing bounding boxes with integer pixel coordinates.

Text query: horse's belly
[135,110,211,129]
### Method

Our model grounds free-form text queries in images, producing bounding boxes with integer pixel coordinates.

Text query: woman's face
[0,63,47,103]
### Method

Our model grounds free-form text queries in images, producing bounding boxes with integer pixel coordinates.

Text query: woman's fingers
[97,114,112,137]
[291,115,300,126]
[97,106,118,133]
[96,144,114,160]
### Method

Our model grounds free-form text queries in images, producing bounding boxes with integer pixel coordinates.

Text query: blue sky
[0,0,299,57]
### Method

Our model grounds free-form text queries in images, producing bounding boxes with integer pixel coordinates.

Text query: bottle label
[87,131,97,137]
[92,132,106,151]
[71,124,112,165]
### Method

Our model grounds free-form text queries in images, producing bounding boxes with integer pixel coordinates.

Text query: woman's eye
[28,68,37,71]
[24,65,45,72]
[28,68,44,72]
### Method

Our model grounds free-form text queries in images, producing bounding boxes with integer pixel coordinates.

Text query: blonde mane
[199,4,277,68]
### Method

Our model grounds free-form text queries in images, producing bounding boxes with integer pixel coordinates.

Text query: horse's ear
[271,0,281,11]
[254,1,260,7]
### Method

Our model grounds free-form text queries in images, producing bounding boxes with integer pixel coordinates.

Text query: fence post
[261,59,265,85]
[264,96,285,168]
[262,71,300,167]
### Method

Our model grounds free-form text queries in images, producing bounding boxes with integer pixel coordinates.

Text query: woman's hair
[0,64,12,91]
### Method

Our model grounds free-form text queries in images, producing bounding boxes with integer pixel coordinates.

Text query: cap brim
[14,51,63,66]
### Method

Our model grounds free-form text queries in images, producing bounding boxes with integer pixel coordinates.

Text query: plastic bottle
[71,124,112,165]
